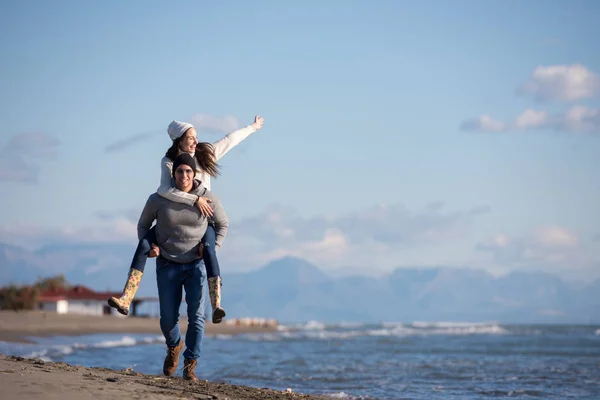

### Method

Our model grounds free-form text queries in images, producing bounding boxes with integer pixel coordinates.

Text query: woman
[108,115,264,323]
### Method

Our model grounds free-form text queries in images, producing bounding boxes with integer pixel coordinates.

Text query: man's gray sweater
[137,180,229,264]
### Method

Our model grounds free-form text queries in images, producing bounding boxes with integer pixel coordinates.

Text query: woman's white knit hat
[167,120,194,141]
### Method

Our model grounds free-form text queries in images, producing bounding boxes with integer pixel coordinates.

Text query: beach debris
[106,377,119,382]
[195,395,216,400]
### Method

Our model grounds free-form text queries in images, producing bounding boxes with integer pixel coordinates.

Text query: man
[137,153,229,381]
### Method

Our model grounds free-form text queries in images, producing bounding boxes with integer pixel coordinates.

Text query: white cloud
[514,109,548,129]
[0,132,61,183]
[475,226,597,273]
[104,130,160,153]
[0,218,138,248]
[459,115,506,132]
[191,113,240,134]
[561,105,600,132]
[460,106,600,134]
[533,226,578,248]
[518,64,600,102]
[0,202,490,275]
[103,113,241,153]
[213,202,490,272]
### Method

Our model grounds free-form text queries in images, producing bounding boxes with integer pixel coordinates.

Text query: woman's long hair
[165,135,220,178]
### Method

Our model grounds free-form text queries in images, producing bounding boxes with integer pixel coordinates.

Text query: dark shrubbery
[0,274,71,311]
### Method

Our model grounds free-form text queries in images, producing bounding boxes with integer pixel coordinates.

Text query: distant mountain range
[1,242,598,324]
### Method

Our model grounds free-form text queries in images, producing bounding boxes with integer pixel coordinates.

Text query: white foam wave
[212,334,233,340]
[24,335,164,362]
[248,321,509,342]
[336,321,365,329]
[300,320,327,330]
[368,323,507,336]
[93,336,139,348]
[279,321,364,332]
[411,321,495,329]
[242,321,508,342]
[328,392,352,398]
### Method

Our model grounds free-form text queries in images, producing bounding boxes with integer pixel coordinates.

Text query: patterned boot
[208,276,226,324]
[107,268,143,316]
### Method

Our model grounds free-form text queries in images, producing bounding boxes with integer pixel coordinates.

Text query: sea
[2,321,600,400]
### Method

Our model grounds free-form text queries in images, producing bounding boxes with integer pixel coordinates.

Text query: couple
[108,115,264,380]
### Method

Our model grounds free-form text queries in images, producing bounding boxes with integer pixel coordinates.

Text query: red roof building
[38,285,156,317]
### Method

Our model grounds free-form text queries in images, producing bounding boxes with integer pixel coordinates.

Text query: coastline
[0,311,278,343]
[0,354,327,400]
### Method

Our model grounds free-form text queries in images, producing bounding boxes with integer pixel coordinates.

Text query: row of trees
[0,275,71,311]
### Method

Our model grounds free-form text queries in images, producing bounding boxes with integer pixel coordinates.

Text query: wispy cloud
[475,226,598,271]
[213,202,491,271]
[95,208,140,222]
[104,130,162,153]
[517,64,600,103]
[460,105,600,134]
[461,64,600,135]
[0,219,138,248]
[191,113,240,134]
[103,113,241,153]
[0,201,490,274]
[0,132,61,183]
[232,202,488,247]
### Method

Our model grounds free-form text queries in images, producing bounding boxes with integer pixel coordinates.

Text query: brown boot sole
[107,298,129,316]
[212,308,226,324]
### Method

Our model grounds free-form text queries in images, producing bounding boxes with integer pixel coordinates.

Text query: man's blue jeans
[156,256,207,360]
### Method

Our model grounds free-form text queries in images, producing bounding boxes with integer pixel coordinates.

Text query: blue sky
[1,0,599,279]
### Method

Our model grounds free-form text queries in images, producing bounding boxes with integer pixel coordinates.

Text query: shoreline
[0,310,279,343]
[0,354,327,400]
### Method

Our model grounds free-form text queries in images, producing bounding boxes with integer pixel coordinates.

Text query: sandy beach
[0,311,327,399]
[0,311,277,343]
[0,354,326,400]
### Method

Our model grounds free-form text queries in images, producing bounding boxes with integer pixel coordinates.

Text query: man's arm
[137,195,157,241]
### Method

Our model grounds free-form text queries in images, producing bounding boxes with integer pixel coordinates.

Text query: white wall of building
[64,300,104,316]
[57,300,68,314]
[39,300,68,314]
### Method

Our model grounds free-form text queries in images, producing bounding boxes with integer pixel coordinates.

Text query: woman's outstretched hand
[253,115,264,130]
[196,196,214,217]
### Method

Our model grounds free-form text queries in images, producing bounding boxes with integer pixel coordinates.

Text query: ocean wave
[24,335,164,362]
[368,323,507,337]
[409,321,496,329]
[324,391,375,399]
[248,321,509,342]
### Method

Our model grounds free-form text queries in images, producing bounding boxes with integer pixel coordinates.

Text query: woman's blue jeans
[156,256,206,360]
[130,223,220,278]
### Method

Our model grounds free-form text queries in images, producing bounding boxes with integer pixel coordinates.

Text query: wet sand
[0,311,278,343]
[0,354,326,400]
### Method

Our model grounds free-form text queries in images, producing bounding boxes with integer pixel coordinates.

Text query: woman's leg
[202,223,226,323]
[108,227,157,315]
[130,226,157,272]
